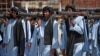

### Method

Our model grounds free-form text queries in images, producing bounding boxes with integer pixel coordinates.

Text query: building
[0,0,100,12]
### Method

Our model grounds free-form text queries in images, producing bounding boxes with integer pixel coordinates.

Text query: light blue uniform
[52,20,67,50]
[38,20,48,56]
[3,19,18,56]
[88,20,100,56]
[40,20,53,56]
[82,19,89,56]
[0,23,7,56]
[29,20,52,56]
[22,20,31,56]
[69,16,85,56]
[28,24,39,56]
[3,19,29,56]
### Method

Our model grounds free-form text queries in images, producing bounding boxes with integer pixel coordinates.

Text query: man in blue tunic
[65,4,86,56]
[3,7,26,56]
[51,15,67,56]
[23,17,31,56]
[2,7,19,56]
[28,15,42,56]
[88,18,100,56]
[1,15,8,56]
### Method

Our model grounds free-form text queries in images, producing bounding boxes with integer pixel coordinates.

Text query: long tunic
[28,25,39,56]
[29,19,52,56]
[52,20,67,50]
[89,20,100,56]
[66,16,85,56]
[0,23,7,56]
[3,19,29,56]
[22,19,31,56]
[13,19,26,56]
[3,19,17,56]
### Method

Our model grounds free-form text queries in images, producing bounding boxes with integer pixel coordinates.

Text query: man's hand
[64,15,68,19]
[27,42,31,48]
[70,17,75,25]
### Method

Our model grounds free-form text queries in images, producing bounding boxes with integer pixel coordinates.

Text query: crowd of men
[0,4,100,56]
